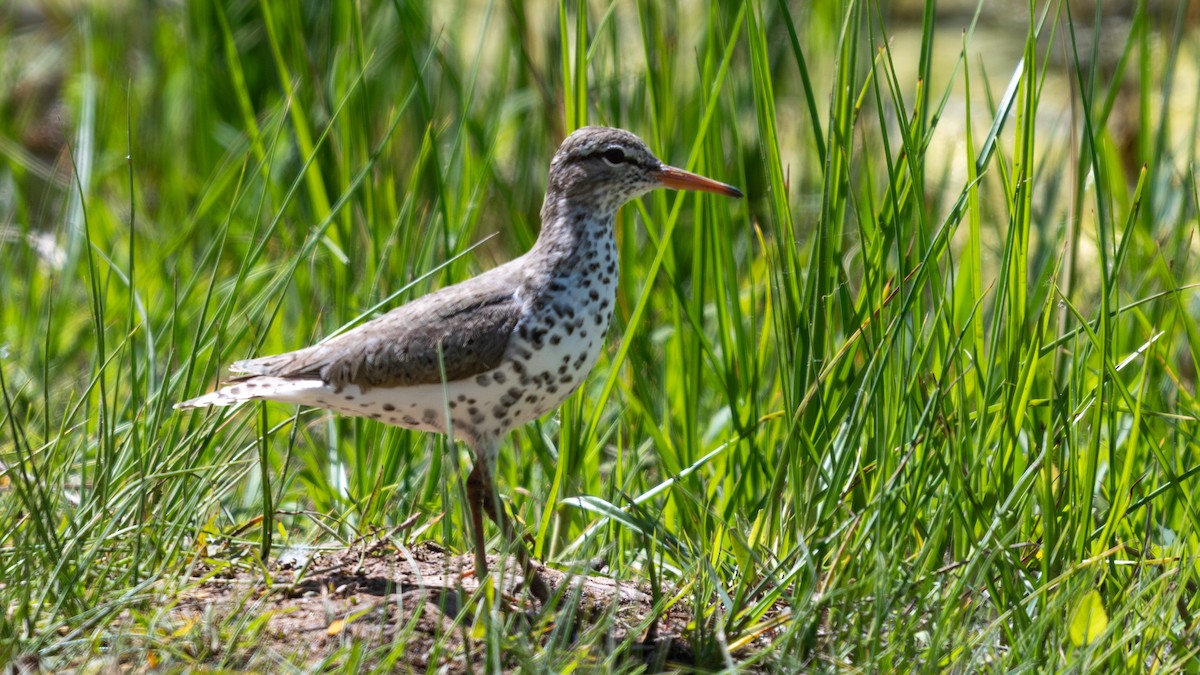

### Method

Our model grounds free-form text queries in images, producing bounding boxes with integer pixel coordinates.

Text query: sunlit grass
[2,0,1200,671]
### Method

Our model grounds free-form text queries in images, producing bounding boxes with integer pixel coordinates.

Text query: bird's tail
[174,376,325,409]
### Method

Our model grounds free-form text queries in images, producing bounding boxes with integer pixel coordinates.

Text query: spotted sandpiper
[176,126,742,599]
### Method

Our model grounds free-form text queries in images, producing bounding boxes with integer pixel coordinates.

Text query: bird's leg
[465,461,491,582]
[467,460,553,605]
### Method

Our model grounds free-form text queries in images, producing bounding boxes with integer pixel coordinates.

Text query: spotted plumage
[176,126,742,596]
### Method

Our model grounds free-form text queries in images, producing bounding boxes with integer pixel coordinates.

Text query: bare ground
[161,540,719,672]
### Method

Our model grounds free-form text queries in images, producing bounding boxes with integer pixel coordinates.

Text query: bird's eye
[600,148,627,166]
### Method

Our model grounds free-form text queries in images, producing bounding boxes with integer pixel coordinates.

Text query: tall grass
[2,0,1199,670]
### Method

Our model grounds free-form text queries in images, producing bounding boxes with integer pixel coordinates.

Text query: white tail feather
[174,377,327,409]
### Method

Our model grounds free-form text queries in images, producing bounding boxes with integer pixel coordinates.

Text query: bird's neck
[530,192,618,276]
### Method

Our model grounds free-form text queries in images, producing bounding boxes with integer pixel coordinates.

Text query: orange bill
[654,165,743,198]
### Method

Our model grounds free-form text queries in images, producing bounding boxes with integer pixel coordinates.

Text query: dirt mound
[170,541,700,671]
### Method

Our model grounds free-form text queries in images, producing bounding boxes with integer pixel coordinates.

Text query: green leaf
[1069,590,1108,647]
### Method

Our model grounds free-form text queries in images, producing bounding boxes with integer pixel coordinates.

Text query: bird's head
[547,126,742,211]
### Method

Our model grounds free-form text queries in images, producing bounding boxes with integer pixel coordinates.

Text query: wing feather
[230,270,523,391]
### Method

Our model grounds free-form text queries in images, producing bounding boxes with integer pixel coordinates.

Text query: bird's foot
[462,556,554,608]
[525,560,553,607]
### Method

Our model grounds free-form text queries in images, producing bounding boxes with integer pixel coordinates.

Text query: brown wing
[229,277,522,391]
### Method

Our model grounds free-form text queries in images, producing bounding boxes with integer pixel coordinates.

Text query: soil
[165,540,713,672]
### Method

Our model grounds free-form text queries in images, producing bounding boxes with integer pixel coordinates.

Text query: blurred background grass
[3,0,1200,671]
